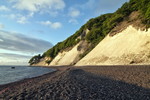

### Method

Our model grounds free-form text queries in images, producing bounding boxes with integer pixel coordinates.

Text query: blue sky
[0,0,128,65]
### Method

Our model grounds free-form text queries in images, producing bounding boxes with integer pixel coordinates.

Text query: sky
[0,0,128,65]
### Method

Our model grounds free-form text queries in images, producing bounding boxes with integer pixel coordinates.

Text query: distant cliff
[29,0,150,66]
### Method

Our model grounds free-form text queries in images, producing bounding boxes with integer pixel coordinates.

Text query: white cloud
[0,53,32,65]
[68,8,80,25]
[51,22,62,29]
[7,14,17,19]
[39,21,62,29]
[0,53,31,60]
[69,19,78,24]
[28,12,34,17]
[0,39,4,42]
[17,16,28,24]
[2,14,22,21]
[0,5,10,11]
[0,23,5,29]
[68,8,80,18]
[0,30,53,53]
[10,0,65,14]
[3,14,32,24]
[40,21,52,25]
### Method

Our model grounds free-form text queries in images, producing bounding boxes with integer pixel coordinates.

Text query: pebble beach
[0,65,150,100]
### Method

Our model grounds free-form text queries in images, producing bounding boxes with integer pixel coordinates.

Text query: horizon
[0,0,128,65]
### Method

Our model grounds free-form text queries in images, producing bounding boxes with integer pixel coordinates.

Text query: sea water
[0,66,55,85]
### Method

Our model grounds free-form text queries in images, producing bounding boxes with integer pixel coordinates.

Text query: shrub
[45,60,52,65]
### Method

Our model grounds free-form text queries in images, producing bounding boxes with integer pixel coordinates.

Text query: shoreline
[0,68,56,92]
[0,66,69,93]
[0,66,57,87]
[0,65,150,99]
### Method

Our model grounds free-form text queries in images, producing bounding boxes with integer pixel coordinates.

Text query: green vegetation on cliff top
[29,0,150,65]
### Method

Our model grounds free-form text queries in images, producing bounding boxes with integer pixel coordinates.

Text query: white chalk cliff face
[32,57,51,66]
[50,41,89,65]
[76,26,150,65]
[32,29,90,66]
[49,29,90,66]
